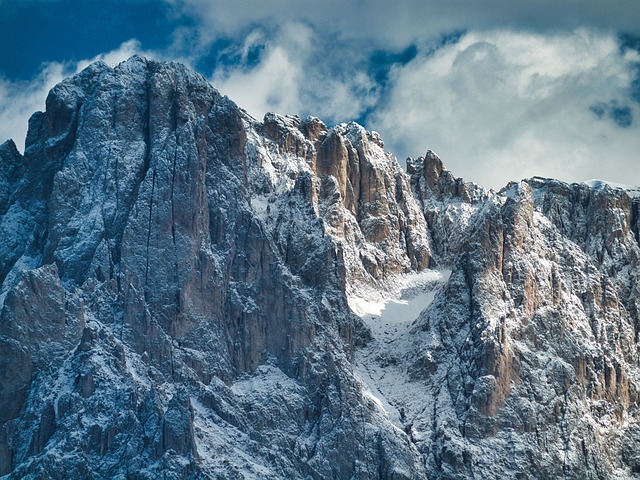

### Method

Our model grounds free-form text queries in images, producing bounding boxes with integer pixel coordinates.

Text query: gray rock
[0,56,639,479]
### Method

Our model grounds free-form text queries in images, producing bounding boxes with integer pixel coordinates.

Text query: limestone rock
[0,57,432,479]
[0,56,639,479]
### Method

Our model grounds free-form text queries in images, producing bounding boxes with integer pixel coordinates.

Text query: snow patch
[350,269,450,427]
[583,179,640,198]
[348,269,449,325]
[250,194,271,221]
[231,363,304,399]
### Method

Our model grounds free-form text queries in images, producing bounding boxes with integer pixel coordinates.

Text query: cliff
[1,56,639,479]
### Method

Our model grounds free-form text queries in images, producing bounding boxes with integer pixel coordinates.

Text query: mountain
[1,56,639,479]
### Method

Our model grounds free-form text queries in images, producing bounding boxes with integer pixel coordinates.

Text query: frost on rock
[1,56,640,479]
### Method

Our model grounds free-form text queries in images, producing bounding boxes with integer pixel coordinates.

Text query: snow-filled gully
[348,270,450,431]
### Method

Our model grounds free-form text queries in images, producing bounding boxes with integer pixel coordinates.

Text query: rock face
[0,57,639,479]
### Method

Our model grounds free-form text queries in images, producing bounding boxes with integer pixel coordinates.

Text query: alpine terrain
[1,56,640,479]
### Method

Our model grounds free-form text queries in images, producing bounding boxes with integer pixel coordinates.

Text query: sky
[1,0,639,189]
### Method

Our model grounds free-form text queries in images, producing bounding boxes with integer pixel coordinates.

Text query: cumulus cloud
[0,62,66,152]
[370,29,640,188]
[75,39,148,71]
[204,23,640,189]
[209,22,378,123]
[0,40,149,152]
[210,24,310,118]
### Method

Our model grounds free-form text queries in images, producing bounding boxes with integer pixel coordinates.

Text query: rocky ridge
[0,56,639,479]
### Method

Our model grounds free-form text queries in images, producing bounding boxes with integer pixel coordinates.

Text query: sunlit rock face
[1,56,639,479]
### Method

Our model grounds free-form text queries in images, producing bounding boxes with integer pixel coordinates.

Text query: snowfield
[350,270,450,430]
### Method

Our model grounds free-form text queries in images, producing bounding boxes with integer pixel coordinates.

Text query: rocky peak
[0,56,436,478]
[0,140,23,219]
[407,150,490,266]
[249,111,432,288]
[408,149,486,204]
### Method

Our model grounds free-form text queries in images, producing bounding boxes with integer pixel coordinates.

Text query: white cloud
[0,62,65,152]
[370,29,640,189]
[75,39,146,72]
[213,43,303,118]
[210,23,309,118]
[210,22,378,123]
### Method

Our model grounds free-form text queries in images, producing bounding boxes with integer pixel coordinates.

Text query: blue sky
[1,0,639,189]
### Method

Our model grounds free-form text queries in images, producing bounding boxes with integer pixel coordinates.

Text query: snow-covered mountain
[1,56,639,479]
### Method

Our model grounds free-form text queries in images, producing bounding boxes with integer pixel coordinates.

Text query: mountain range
[1,56,640,479]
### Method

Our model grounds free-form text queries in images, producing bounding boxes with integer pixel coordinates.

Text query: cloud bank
[209,23,378,124]
[372,29,640,188]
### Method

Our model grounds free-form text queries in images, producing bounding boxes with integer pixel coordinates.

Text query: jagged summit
[1,56,640,479]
